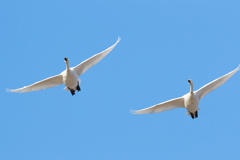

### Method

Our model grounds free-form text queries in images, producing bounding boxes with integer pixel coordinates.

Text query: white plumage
[7,37,120,95]
[133,65,239,118]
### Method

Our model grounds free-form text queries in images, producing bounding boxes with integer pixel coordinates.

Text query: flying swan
[133,65,239,119]
[7,37,121,96]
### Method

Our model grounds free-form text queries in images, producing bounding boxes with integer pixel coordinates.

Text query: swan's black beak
[64,57,68,61]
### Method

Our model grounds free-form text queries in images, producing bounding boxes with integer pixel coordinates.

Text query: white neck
[189,83,193,94]
[65,61,70,72]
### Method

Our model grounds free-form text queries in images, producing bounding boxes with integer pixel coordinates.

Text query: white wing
[73,37,121,76]
[196,65,240,100]
[7,74,63,93]
[133,97,184,114]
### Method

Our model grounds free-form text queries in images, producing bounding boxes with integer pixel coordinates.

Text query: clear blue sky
[1,1,240,160]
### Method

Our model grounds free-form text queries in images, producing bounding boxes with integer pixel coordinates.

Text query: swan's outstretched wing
[133,97,184,114]
[7,74,63,93]
[196,65,240,100]
[73,37,120,76]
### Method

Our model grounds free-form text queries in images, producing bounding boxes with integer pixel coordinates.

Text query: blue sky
[1,0,240,159]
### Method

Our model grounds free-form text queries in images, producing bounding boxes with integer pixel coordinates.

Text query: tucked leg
[70,90,75,96]
[195,111,198,118]
[190,112,194,119]
[68,87,75,96]
[76,85,81,92]
[76,80,81,92]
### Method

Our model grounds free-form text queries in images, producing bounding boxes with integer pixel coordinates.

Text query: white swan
[7,37,121,96]
[133,65,240,119]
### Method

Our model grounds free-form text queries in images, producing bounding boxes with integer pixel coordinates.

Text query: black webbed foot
[195,111,198,118]
[68,87,76,96]
[70,90,75,96]
[76,80,81,92]
[190,112,194,119]
[76,85,81,92]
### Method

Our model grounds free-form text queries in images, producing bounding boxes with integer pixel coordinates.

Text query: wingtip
[6,88,11,92]
[129,109,136,114]
[6,88,22,93]
[117,37,121,43]
[6,88,20,93]
[237,64,240,70]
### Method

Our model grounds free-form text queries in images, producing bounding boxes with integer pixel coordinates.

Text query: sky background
[1,0,240,160]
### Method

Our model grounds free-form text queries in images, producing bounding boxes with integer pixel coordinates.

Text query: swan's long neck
[65,62,70,72]
[190,83,193,94]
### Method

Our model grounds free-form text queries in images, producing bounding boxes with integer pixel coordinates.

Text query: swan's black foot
[68,87,75,96]
[76,85,81,92]
[70,90,75,96]
[190,112,194,119]
[195,111,198,118]
[76,80,81,92]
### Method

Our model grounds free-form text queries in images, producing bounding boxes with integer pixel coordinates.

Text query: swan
[7,37,120,96]
[133,65,240,119]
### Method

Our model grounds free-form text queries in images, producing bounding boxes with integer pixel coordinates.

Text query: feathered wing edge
[73,37,121,76]
[196,64,240,100]
[132,97,185,114]
[6,74,63,93]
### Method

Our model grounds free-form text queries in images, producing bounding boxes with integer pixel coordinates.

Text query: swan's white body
[7,37,120,94]
[183,92,199,114]
[133,65,240,118]
[61,67,79,91]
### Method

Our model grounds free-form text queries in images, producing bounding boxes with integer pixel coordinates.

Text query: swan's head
[188,79,192,84]
[64,57,68,62]
[64,57,70,68]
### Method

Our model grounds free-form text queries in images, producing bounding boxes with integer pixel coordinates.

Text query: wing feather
[7,74,63,93]
[133,97,184,114]
[196,65,240,100]
[73,37,120,76]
